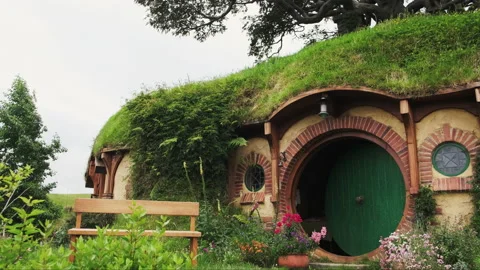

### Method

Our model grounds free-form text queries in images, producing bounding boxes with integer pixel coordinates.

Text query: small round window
[244,164,265,192]
[433,142,470,176]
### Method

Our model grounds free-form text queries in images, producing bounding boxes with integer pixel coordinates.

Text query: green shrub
[52,209,116,247]
[472,150,480,234]
[431,222,480,269]
[73,205,190,269]
[414,186,437,230]
[197,201,277,267]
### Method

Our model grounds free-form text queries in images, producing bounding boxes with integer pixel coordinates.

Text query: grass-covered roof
[93,13,480,154]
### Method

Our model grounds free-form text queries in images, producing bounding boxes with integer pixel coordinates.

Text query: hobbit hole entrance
[295,138,406,256]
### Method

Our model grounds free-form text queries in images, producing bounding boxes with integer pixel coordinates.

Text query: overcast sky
[0,1,304,194]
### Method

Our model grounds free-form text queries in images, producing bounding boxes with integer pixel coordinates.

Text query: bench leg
[69,235,77,263]
[189,237,198,267]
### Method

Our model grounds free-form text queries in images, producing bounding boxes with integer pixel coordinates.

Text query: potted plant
[272,211,327,268]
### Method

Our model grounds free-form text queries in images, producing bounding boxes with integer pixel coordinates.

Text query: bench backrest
[72,199,199,230]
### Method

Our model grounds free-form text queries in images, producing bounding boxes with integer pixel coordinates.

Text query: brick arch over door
[277,116,414,261]
[233,152,272,198]
[419,123,479,191]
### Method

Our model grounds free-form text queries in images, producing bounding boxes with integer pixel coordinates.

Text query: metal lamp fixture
[318,94,329,118]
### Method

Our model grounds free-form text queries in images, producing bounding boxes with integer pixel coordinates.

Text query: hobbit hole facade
[86,86,480,262]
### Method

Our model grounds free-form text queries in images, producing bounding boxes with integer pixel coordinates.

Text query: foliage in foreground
[379,230,449,269]
[72,205,190,269]
[430,223,480,270]
[380,222,480,270]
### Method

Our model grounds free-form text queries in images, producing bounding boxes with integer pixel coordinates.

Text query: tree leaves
[134,0,480,59]
[0,77,64,224]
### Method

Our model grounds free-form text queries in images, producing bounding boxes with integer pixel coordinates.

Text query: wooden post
[69,213,82,263]
[265,122,280,202]
[69,235,77,263]
[98,174,106,198]
[400,100,420,194]
[100,151,125,199]
[190,216,196,231]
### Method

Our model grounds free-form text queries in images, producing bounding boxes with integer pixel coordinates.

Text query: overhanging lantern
[94,156,107,174]
[318,94,329,118]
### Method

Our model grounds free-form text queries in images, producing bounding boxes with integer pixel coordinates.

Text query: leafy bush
[73,204,190,269]
[430,223,480,269]
[197,201,278,266]
[1,168,190,270]
[471,150,480,234]
[52,209,116,247]
[414,186,437,230]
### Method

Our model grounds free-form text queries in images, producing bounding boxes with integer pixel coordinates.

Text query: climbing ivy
[124,85,243,202]
[414,186,437,231]
[471,151,480,233]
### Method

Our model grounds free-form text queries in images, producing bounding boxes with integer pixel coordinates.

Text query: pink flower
[311,231,322,244]
[320,226,327,236]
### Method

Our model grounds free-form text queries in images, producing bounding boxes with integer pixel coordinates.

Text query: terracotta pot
[278,254,309,268]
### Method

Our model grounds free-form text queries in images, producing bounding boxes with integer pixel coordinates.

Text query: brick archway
[278,116,414,262]
[419,124,479,191]
[234,152,272,204]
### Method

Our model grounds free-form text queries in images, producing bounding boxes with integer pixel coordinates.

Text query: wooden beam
[400,100,420,194]
[265,122,280,202]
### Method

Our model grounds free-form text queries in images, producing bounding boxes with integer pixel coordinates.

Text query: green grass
[92,106,131,153]
[48,193,90,208]
[93,12,480,153]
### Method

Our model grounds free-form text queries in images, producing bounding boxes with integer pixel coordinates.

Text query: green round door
[325,141,405,256]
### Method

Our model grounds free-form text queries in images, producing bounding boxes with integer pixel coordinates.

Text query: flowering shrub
[272,211,326,256]
[379,231,451,270]
[238,240,272,267]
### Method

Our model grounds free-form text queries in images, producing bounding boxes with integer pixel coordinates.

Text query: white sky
[0,0,304,194]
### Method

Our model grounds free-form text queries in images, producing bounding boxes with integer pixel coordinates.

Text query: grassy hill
[48,193,90,208]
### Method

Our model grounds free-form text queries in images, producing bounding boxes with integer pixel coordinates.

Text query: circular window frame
[432,142,470,177]
[244,164,265,192]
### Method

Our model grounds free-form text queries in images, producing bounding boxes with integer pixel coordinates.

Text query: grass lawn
[48,193,90,208]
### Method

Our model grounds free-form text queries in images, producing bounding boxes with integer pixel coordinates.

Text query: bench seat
[68,199,201,266]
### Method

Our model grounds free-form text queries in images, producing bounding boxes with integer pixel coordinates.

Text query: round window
[433,142,470,176]
[244,165,265,192]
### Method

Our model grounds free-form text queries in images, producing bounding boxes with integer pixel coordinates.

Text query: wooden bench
[68,199,201,266]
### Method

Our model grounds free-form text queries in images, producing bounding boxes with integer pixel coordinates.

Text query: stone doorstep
[309,262,369,269]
